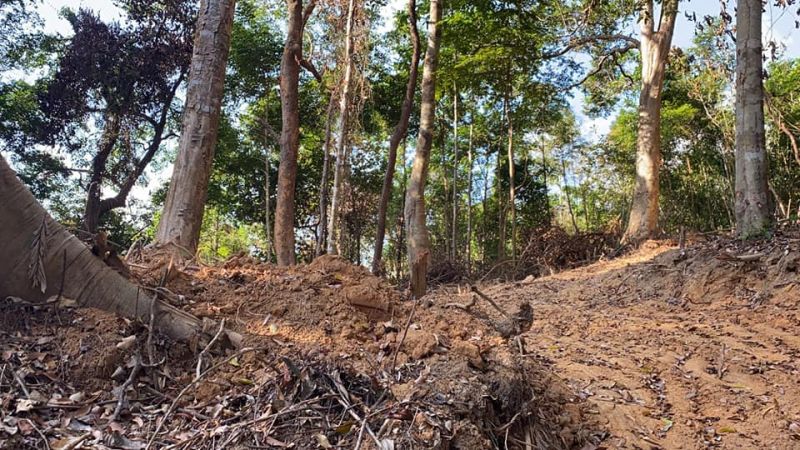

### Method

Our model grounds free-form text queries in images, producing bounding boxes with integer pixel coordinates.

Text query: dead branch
[110,353,143,422]
[390,297,419,373]
[470,285,511,319]
[195,318,226,380]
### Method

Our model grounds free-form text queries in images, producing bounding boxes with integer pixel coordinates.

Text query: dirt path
[448,243,800,449]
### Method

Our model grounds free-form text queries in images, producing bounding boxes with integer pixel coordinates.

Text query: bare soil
[425,234,800,449]
[2,231,799,449]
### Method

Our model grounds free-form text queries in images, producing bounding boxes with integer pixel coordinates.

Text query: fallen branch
[470,285,511,319]
[110,353,143,422]
[196,318,226,380]
[60,432,92,450]
[390,297,419,372]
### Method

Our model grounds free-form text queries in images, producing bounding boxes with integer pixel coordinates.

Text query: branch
[302,0,316,28]
[298,57,324,82]
[542,33,640,59]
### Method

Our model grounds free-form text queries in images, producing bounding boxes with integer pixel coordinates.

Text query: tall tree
[327,0,358,255]
[622,0,679,243]
[734,0,771,237]
[156,0,236,255]
[274,0,321,266]
[405,0,442,298]
[372,0,420,274]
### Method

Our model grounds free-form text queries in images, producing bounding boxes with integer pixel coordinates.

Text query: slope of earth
[0,253,601,449]
[429,235,800,449]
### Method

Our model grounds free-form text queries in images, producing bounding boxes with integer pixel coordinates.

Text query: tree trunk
[404,0,441,298]
[561,155,579,234]
[326,0,357,256]
[622,0,678,244]
[504,95,516,261]
[0,156,229,344]
[465,121,473,269]
[84,113,121,234]
[450,84,459,261]
[316,94,336,257]
[372,0,420,274]
[156,0,236,256]
[274,0,306,266]
[734,0,771,237]
[264,146,273,261]
[496,144,506,259]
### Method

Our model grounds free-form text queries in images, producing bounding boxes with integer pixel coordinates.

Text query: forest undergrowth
[1,227,799,449]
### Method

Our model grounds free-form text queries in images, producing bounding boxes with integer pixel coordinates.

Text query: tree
[0,155,226,344]
[156,0,237,255]
[326,0,358,255]
[372,0,420,274]
[274,0,322,266]
[734,0,771,237]
[622,0,679,243]
[405,0,442,298]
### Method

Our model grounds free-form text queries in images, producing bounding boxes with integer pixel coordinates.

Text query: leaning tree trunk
[622,0,678,244]
[156,0,236,256]
[372,0,420,274]
[734,0,771,237]
[326,0,357,256]
[0,156,228,344]
[404,0,442,298]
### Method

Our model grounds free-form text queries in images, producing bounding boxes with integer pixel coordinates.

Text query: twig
[54,249,67,325]
[353,418,367,450]
[196,319,226,380]
[145,347,257,450]
[717,344,728,380]
[13,369,30,398]
[146,293,158,389]
[443,295,475,311]
[60,432,92,450]
[390,297,419,372]
[470,285,511,319]
[22,418,50,450]
[330,389,381,449]
[110,353,143,422]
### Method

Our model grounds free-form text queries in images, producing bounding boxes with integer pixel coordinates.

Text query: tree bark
[561,155,579,234]
[156,0,236,256]
[734,0,771,237]
[274,0,306,266]
[504,95,516,261]
[404,0,441,298]
[315,94,336,257]
[465,121,473,269]
[84,113,121,234]
[450,84,459,261]
[1,156,229,344]
[622,0,678,244]
[326,0,357,256]
[372,0,420,273]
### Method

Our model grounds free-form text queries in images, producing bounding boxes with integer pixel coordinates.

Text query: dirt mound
[447,230,800,449]
[0,253,598,449]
